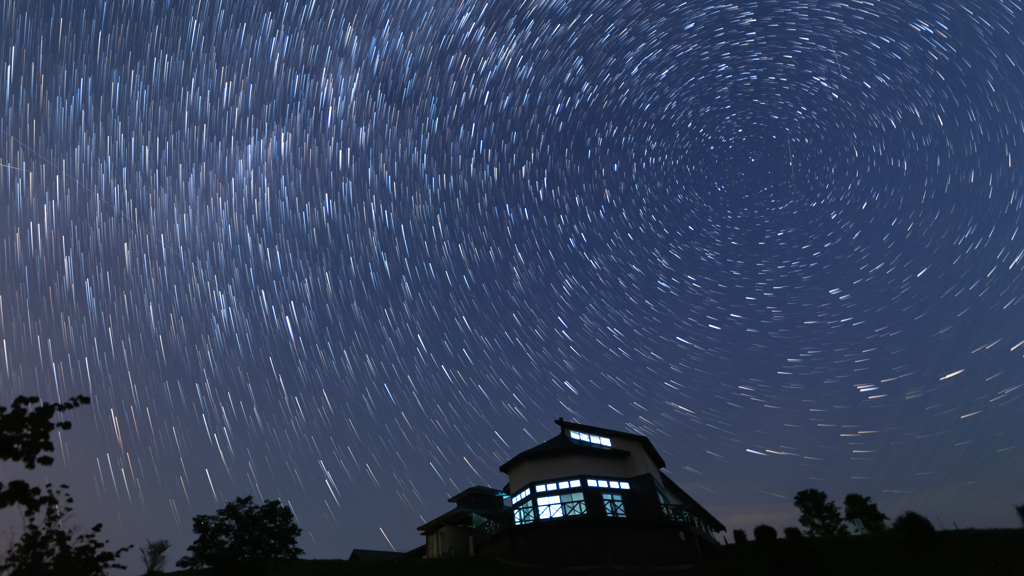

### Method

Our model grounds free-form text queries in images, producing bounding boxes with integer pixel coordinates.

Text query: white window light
[536,496,564,519]
[570,430,612,447]
[586,478,630,490]
[512,488,531,505]
[537,492,587,519]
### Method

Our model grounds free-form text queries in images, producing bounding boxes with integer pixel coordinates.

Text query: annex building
[417,418,725,567]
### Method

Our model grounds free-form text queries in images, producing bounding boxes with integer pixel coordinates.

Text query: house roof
[416,507,475,534]
[498,418,665,473]
[347,549,404,561]
[417,485,506,534]
[659,471,727,532]
[447,485,505,503]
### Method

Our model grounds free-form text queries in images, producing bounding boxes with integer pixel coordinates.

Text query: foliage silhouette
[783,526,803,540]
[177,495,303,575]
[892,511,935,545]
[1,483,131,576]
[794,489,849,537]
[1015,504,1024,528]
[753,524,777,543]
[0,395,130,575]
[732,529,748,546]
[843,493,888,534]
[140,539,171,574]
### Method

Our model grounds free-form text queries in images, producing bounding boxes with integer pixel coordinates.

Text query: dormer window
[569,430,611,447]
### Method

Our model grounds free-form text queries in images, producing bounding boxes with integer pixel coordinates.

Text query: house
[418,418,726,567]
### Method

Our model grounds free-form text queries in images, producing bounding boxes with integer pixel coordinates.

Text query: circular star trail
[2,0,1022,562]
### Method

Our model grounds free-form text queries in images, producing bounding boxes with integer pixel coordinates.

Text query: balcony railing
[473,500,715,544]
[661,503,714,537]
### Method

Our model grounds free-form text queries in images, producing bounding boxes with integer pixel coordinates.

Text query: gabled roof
[499,418,665,473]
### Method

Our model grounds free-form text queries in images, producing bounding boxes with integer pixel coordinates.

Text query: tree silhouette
[1015,504,1024,528]
[177,495,303,575]
[0,395,130,575]
[843,493,888,534]
[783,527,803,540]
[140,539,171,574]
[732,528,748,545]
[794,489,849,537]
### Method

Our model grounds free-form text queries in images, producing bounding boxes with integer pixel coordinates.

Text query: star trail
[1,0,1023,564]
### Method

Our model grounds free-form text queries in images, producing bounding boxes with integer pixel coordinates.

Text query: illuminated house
[420,418,725,566]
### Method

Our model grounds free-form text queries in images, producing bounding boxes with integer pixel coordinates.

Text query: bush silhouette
[733,529,748,546]
[141,539,170,574]
[892,511,935,546]
[1015,504,1024,528]
[784,526,803,540]
[753,524,778,543]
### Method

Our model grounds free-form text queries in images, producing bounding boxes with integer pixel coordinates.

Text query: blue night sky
[1,0,1022,571]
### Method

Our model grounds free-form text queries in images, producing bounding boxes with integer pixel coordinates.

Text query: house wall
[425,524,474,558]
[475,516,693,567]
[505,429,665,493]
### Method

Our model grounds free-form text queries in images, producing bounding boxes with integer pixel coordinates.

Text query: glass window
[570,430,612,446]
[587,479,598,487]
[560,492,587,516]
[603,493,626,518]
[514,503,536,525]
[537,495,564,519]
[569,479,581,488]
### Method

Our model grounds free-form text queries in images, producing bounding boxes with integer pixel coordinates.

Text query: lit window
[514,503,536,525]
[585,477,630,490]
[570,430,612,447]
[537,496,564,519]
[569,479,581,488]
[603,493,626,517]
[512,488,531,505]
[558,481,569,490]
[537,492,586,519]
[536,484,547,493]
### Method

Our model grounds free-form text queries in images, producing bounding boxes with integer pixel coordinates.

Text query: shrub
[892,511,935,545]
[733,529,748,546]
[753,524,778,543]
[784,527,803,540]
[1015,504,1024,528]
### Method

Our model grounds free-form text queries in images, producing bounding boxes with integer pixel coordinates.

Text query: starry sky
[2,0,1023,568]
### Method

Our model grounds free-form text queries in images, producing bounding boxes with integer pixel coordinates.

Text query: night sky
[2,0,1023,569]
